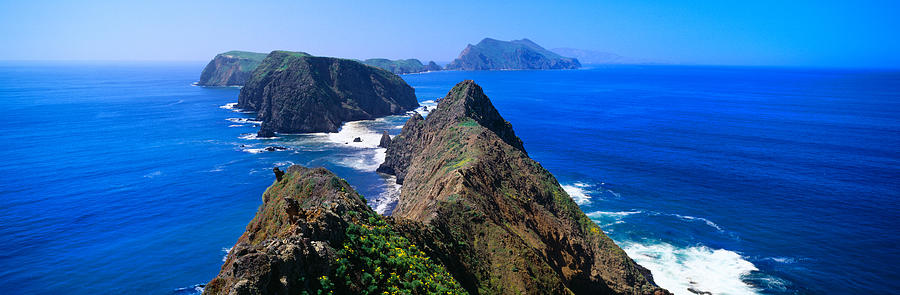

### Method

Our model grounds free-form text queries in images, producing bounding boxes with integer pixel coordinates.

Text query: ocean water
[0,62,898,294]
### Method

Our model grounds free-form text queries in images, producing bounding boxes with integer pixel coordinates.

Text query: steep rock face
[445,38,581,70]
[204,166,464,295]
[198,51,268,86]
[237,51,419,136]
[378,80,667,294]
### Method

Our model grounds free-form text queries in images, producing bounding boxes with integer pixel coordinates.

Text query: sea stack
[445,38,581,70]
[378,131,392,148]
[198,51,268,86]
[237,51,419,136]
[379,80,666,294]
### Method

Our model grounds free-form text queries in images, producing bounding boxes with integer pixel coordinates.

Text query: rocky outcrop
[237,51,419,136]
[378,80,667,294]
[375,113,424,184]
[198,51,268,86]
[445,38,581,70]
[204,166,465,295]
[378,131,392,148]
[423,61,442,72]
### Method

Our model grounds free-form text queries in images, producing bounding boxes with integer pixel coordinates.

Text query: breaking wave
[622,242,760,295]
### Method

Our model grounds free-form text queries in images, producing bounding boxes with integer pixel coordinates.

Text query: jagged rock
[237,51,419,136]
[378,131,391,148]
[379,80,667,294]
[272,167,285,182]
[352,137,362,142]
[445,38,581,70]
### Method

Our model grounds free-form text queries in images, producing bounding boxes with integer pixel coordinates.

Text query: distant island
[236,51,419,137]
[551,48,656,64]
[445,38,581,70]
[361,58,442,74]
[197,51,267,86]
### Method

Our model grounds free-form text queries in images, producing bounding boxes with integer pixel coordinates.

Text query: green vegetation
[361,58,426,74]
[318,211,466,295]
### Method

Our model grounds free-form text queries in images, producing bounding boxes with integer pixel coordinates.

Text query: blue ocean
[0,62,897,294]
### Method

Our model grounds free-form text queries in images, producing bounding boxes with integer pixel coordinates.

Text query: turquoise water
[0,62,898,294]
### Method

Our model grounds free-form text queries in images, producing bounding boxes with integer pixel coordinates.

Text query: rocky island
[236,51,419,137]
[198,51,268,86]
[207,80,667,294]
[361,58,442,74]
[445,38,581,70]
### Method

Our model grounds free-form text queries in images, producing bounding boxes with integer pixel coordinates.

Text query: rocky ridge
[378,80,666,294]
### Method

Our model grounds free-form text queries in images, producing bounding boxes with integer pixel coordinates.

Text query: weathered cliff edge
[378,80,666,294]
[198,51,268,86]
[204,166,465,295]
[237,51,419,136]
[445,38,581,70]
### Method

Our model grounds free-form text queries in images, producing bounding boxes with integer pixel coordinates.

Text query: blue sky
[1,0,898,67]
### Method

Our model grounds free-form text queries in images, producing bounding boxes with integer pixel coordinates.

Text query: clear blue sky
[1,0,898,67]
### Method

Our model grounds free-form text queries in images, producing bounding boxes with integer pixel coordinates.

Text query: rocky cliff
[198,51,268,86]
[361,58,441,74]
[237,51,419,136]
[378,80,666,294]
[204,166,465,295]
[445,38,581,70]
[423,61,442,72]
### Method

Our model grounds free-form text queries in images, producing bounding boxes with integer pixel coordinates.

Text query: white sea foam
[371,176,402,215]
[562,182,594,205]
[622,242,760,295]
[673,214,724,232]
[333,148,386,172]
[306,120,391,171]
[228,124,245,127]
[274,161,295,167]
[243,148,266,154]
[227,118,262,125]
[319,120,385,149]
[173,284,204,295]
[221,247,232,262]
[606,189,622,198]
[143,170,162,178]
[587,210,643,217]
[220,103,254,113]
[414,99,439,117]
[239,133,278,140]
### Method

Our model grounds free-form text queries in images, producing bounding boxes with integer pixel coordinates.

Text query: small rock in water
[264,146,287,152]
[353,137,362,142]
